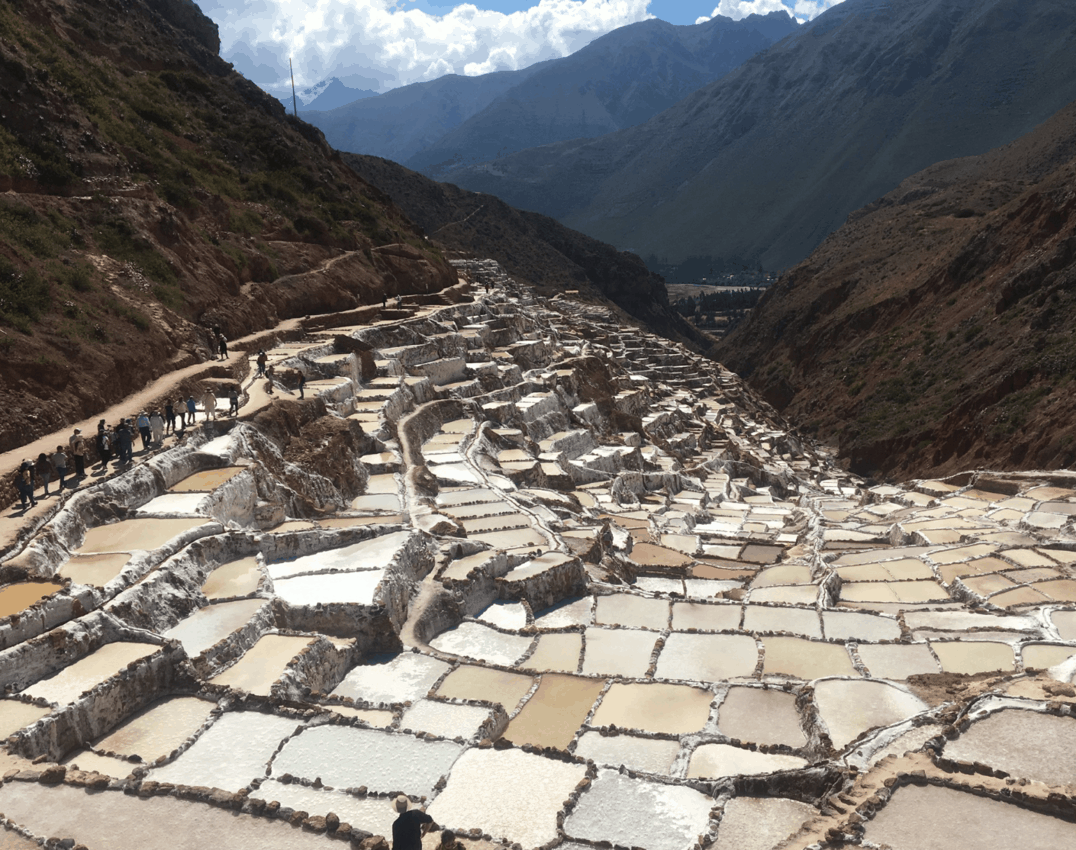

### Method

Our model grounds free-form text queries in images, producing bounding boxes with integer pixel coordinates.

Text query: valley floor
[0,261,1074,850]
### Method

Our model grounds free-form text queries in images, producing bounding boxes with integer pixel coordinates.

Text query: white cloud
[199,0,654,97]
[703,0,843,23]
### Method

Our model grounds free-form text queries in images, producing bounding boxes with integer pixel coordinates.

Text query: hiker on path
[150,410,165,445]
[51,446,68,493]
[95,420,108,469]
[35,452,52,497]
[14,460,36,510]
[256,350,267,376]
[164,400,175,434]
[136,411,152,451]
[218,335,228,361]
[391,796,433,850]
[115,419,134,465]
[99,426,112,467]
[265,365,275,395]
[202,388,217,421]
[186,395,197,424]
[228,387,239,416]
[69,429,86,479]
[297,372,306,399]
[176,396,187,429]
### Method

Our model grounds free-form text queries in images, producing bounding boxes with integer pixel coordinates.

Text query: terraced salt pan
[429,747,586,849]
[271,725,463,797]
[717,687,806,747]
[58,552,131,587]
[435,664,534,712]
[864,783,1076,849]
[712,796,817,850]
[323,705,394,726]
[150,711,301,791]
[521,632,582,673]
[62,749,135,778]
[399,699,491,740]
[253,779,396,838]
[431,622,533,666]
[477,601,528,631]
[812,679,927,748]
[591,682,713,735]
[595,594,670,629]
[762,637,857,679]
[0,700,50,738]
[945,709,1076,786]
[821,610,901,641]
[77,518,210,554]
[332,653,451,705]
[170,467,245,491]
[350,494,401,512]
[471,527,548,551]
[162,599,265,657]
[274,570,385,607]
[929,640,1015,674]
[574,731,680,775]
[581,627,658,677]
[265,531,411,580]
[504,673,604,748]
[0,581,64,618]
[533,596,593,629]
[95,696,215,761]
[135,493,208,516]
[688,743,807,778]
[656,633,759,681]
[744,605,821,638]
[857,643,940,679]
[671,602,742,632]
[201,556,262,599]
[1022,643,1076,669]
[208,634,314,695]
[565,769,713,850]
[22,642,160,705]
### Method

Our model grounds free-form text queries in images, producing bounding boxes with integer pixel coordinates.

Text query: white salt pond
[717,687,806,747]
[149,711,301,791]
[274,570,385,606]
[252,779,397,837]
[656,633,759,681]
[162,599,265,658]
[812,679,928,749]
[271,725,463,797]
[208,634,314,695]
[687,743,808,778]
[95,696,215,761]
[21,642,160,705]
[477,601,529,631]
[712,796,816,850]
[331,652,451,705]
[581,627,657,677]
[944,709,1076,786]
[135,493,208,516]
[399,698,491,740]
[201,556,262,599]
[533,596,593,629]
[574,731,680,775]
[428,747,586,849]
[565,769,713,850]
[430,622,533,666]
[265,531,411,580]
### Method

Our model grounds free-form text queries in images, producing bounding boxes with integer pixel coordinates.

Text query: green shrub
[0,258,51,328]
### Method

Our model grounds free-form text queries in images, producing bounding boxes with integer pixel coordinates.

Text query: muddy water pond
[76,518,209,554]
[170,467,245,491]
[591,682,713,735]
[520,632,582,673]
[435,664,534,712]
[0,581,64,619]
[503,673,604,748]
[201,557,261,599]
[58,553,130,587]
[0,700,49,738]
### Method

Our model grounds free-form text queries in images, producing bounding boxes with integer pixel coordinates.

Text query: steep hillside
[716,98,1076,480]
[442,0,1076,273]
[404,12,797,179]
[0,0,453,454]
[343,153,709,351]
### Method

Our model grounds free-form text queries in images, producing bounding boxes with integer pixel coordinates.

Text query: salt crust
[712,796,817,850]
[431,621,534,666]
[21,642,160,705]
[476,601,529,631]
[812,679,928,749]
[150,711,302,791]
[945,708,1076,787]
[565,768,713,850]
[331,653,451,705]
[574,731,681,775]
[265,531,411,580]
[687,743,808,778]
[428,748,586,849]
[253,778,397,837]
[271,725,464,797]
[399,698,492,740]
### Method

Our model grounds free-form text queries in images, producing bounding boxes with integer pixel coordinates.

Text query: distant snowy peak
[279,78,377,113]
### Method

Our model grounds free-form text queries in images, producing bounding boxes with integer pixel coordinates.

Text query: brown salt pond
[716,686,805,747]
[929,640,1015,675]
[208,634,314,695]
[503,674,605,748]
[22,642,161,705]
[628,543,692,568]
[0,782,334,850]
[162,599,266,658]
[58,553,130,587]
[1022,643,1076,669]
[435,664,535,712]
[200,557,262,599]
[77,518,210,554]
[170,467,245,492]
[520,633,582,673]
[0,700,50,738]
[762,637,858,679]
[94,696,215,761]
[0,581,64,619]
[590,682,713,735]
[712,796,817,850]
[864,783,1076,850]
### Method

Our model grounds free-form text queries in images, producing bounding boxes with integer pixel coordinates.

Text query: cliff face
[716,99,1076,480]
[0,0,452,453]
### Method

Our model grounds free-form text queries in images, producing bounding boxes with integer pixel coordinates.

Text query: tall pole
[290,57,298,117]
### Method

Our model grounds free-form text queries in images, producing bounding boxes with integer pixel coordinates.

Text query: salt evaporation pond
[162,599,265,658]
[565,769,713,850]
[94,696,215,761]
[332,652,451,704]
[687,743,808,778]
[812,679,928,748]
[399,698,491,740]
[864,783,1076,849]
[252,779,397,837]
[595,594,671,629]
[171,467,244,491]
[76,518,209,554]
[477,601,529,631]
[762,637,857,679]
[135,493,207,516]
[944,709,1076,786]
[590,682,713,735]
[521,632,583,673]
[0,581,64,618]
[670,602,742,632]
[201,556,262,599]
[716,687,806,747]
[503,674,604,749]
[574,731,680,775]
[428,747,586,849]
[533,596,593,629]
[149,711,301,791]
[265,531,412,581]
[0,700,50,738]
[274,570,385,606]
[856,642,941,679]
[430,621,533,666]
[208,634,313,695]
[656,633,759,681]
[58,553,130,587]
[21,642,160,705]
[271,725,463,797]
[581,627,657,677]
[435,664,534,711]
[712,796,816,850]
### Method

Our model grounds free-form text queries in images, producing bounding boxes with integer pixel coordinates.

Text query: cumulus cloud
[698,0,844,24]
[199,0,653,97]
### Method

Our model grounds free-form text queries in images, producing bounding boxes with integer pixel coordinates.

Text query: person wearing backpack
[69,428,86,479]
[14,460,36,509]
[51,445,68,492]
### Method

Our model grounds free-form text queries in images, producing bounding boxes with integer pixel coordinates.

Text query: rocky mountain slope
[442,0,1076,273]
[303,12,796,174]
[715,97,1076,480]
[343,153,709,351]
[0,0,454,454]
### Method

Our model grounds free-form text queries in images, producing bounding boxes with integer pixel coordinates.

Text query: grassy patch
[0,257,51,330]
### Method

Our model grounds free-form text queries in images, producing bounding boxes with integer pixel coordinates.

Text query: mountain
[295,77,376,112]
[441,0,1076,273]
[343,153,709,351]
[715,97,1076,480]
[0,0,453,454]
[403,12,798,179]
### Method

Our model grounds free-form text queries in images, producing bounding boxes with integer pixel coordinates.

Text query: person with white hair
[391,795,433,850]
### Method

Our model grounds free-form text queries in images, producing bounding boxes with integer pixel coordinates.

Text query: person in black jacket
[391,796,433,850]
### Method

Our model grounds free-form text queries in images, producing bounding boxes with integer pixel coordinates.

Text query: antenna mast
[289,57,298,117]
